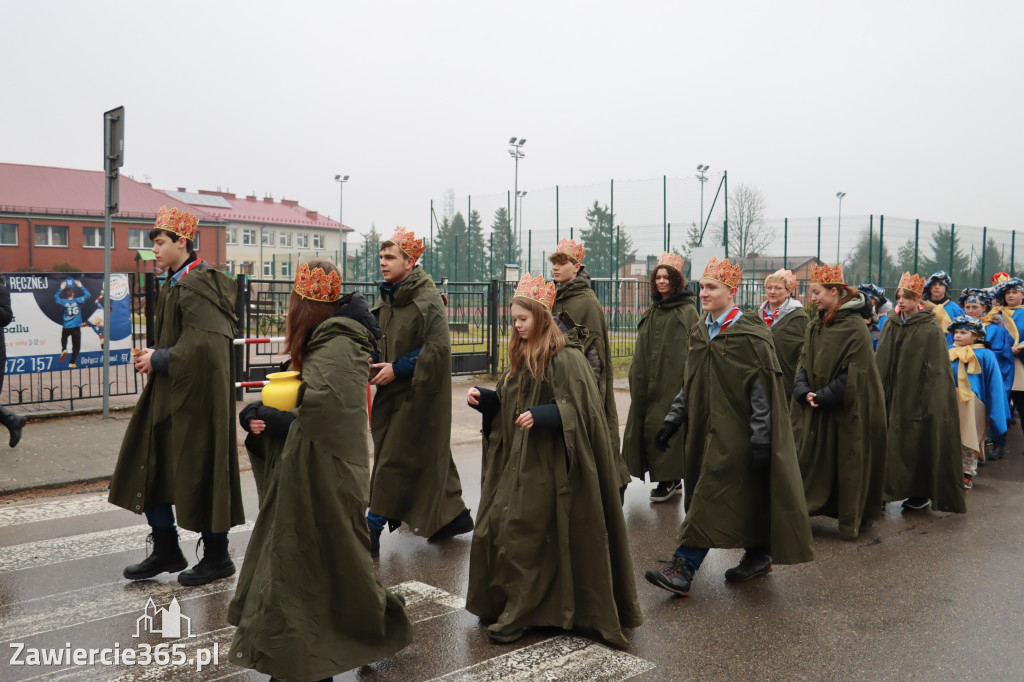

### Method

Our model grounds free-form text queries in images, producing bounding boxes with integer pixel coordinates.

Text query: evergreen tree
[579,200,636,278]
[467,209,487,281]
[432,216,455,279]
[919,224,970,289]
[844,229,896,286]
[488,207,517,279]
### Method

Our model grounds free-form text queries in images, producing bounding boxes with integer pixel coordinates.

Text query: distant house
[162,189,353,278]
[0,163,226,273]
[733,255,821,309]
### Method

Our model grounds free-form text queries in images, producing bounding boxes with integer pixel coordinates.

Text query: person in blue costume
[990,277,1024,448]
[54,279,90,368]
[948,316,1008,488]
[961,287,1013,457]
[858,283,890,350]
[923,271,964,347]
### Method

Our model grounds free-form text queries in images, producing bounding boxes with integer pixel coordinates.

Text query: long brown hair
[649,265,685,299]
[822,283,858,327]
[283,259,339,371]
[507,297,566,379]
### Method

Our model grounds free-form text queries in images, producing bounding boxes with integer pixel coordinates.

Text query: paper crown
[701,256,743,288]
[766,268,797,291]
[154,206,198,241]
[293,262,341,302]
[513,273,556,310]
[657,251,685,274]
[811,263,845,285]
[552,237,586,264]
[992,271,1011,285]
[389,226,426,260]
[897,272,926,296]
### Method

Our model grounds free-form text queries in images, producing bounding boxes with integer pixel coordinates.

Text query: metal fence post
[878,215,885,283]
[1013,230,1017,274]
[663,175,667,251]
[528,229,532,274]
[667,223,671,252]
[817,217,821,263]
[609,178,615,278]
[429,199,434,277]
[488,280,499,374]
[556,185,560,242]
[980,226,987,285]
[234,273,247,401]
[507,190,512,262]
[949,223,956,274]
[867,215,874,282]
[783,218,788,269]
[468,195,472,281]
[914,219,920,273]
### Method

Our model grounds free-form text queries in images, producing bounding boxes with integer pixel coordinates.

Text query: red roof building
[0,163,227,273]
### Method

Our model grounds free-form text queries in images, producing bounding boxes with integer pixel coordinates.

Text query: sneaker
[60,350,67,362]
[644,556,693,597]
[963,475,974,489]
[650,480,682,502]
[724,551,773,583]
[69,363,77,369]
[488,627,527,644]
[901,497,932,511]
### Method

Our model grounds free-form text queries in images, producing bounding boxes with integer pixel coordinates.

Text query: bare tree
[715,183,773,258]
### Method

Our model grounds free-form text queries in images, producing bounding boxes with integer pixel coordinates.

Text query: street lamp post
[836,191,846,262]
[696,165,710,231]
[516,190,527,263]
[508,137,526,263]
[334,174,349,274]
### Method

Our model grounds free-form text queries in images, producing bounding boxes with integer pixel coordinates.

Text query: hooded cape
[876,309,966,512]
[108,267,244,533]
[466,330,643,648]
[791,300,887,538]
[762,299,809,393]
[552,266,630,485]
[622,289,699,480]
[676,313,814,564]
[370,266,466,537]
[228,314,412,680]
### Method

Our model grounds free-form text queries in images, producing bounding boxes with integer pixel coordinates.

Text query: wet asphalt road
[3,427,1024,681]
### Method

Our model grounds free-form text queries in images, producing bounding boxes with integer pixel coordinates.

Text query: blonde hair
[764,269,796,291]
[507,297,566,379]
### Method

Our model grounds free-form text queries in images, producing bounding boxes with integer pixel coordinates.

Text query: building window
[193,231,201,251]
[34,225,68,247]
[225,260,234,274]
[129,229,154,250]
[0,223,17,246]
[278,232,292,248]
[312,233,324,249]
[296,232,309,249]
[243,229,257,245]
[82,226,113,248]
[263,261,272,277]
[262,230,275,246]
[226,228,237,245]
[281,261,292,277]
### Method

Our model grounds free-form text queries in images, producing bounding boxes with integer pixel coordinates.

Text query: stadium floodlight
[509,136,518,144]
[836,192,847,262]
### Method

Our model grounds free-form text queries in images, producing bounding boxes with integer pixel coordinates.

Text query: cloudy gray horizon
[3,0,1021,261]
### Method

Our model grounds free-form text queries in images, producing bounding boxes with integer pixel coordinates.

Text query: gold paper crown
[154,206,198,241]
[552,237,586,264]
[657,251,685,274]
[992,271,1011,285]
[701,256,743,288]
[897,272,926,296]
[810,263,845,285]
[513,273,556,310]
[293,262,342,302]
[389,226,426,260]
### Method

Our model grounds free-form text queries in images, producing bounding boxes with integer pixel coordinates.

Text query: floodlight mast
[835,191,847,262]
[508,137,527,262]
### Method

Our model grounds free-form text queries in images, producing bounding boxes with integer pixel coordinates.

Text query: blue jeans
[673,545,710,573]
[145,503,226,540]
[366,511,389,533]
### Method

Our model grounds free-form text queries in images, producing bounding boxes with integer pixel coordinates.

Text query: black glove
[654,422,680,452]
[750,442,771,472]
[239,401,262,432]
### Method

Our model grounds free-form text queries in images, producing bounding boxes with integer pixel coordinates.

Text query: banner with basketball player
[2,273,133,375]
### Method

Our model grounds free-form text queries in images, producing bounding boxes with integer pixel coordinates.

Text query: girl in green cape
[791,264,887,539]
[230,260,413,682]
[466,273,642,647]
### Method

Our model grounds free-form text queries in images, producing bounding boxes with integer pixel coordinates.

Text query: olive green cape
[677,313,814,564]
[228,317,413,680]
[622,292,699,481]
[770,306,809,392]
[466,338,643,648]
[551,266,629,485]
[876,309,966,512]
[791,306,887,538]
[370,266,466,537]
[108,267,244,533]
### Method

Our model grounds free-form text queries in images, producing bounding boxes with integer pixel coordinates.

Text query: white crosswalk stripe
[0,493,116,528]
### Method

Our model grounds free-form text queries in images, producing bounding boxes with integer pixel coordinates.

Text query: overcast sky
[3,0,1021,253]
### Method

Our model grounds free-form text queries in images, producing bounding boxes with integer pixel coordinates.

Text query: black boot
[428,508,474,542]
[178,535,236,586]
[124,528,188,580]
[0,406,27,448]
[724,549,773,583]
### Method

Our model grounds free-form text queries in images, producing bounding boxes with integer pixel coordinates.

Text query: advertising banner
[3,273,133,375]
